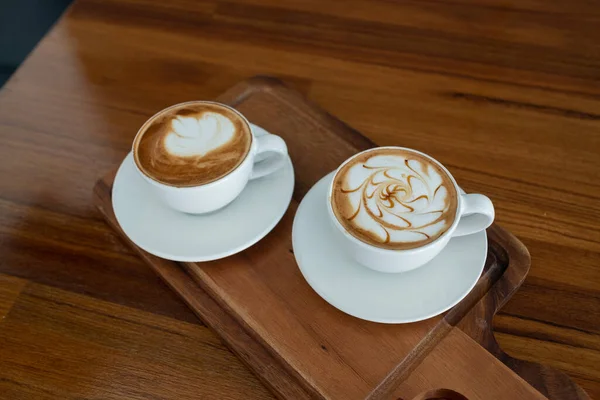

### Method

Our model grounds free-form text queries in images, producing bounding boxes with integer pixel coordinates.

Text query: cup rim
[327,146,462,253]
[131,100,254,189]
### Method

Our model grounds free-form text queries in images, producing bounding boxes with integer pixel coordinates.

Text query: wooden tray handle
[454,226,589,399]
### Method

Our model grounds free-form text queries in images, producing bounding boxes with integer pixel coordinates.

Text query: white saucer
[113,124,294,262]
[292,173,487,324]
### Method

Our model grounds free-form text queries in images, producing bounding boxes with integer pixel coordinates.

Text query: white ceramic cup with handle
[327,147,494,273]
[132,101,288,214]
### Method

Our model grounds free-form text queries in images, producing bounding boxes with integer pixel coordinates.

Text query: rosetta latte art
[331,150,458,250]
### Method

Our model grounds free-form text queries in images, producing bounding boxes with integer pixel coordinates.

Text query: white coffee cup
[327,147,494,273]
[132,103,288,214]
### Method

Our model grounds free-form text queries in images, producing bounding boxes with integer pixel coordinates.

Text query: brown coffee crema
[133,102,252,187]
[331,148,458,250]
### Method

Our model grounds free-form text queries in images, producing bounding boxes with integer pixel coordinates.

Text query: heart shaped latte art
[332,152,457,249]
[164,112,235,157]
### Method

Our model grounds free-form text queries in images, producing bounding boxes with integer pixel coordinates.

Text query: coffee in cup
[133,102,253,187]
[330,147,459,250]
[328,147,494,273]
[132,101,288,214]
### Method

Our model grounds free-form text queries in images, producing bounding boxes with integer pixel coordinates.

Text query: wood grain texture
[95,77,586,400]
[395,328,546,400]
[0,0,598,398]
[94,173,316,400]
[0,274,27,319]
[0,279,274,399]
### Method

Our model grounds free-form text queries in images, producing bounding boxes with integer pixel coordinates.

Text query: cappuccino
[330,148,458,250]
[133,101,252,187]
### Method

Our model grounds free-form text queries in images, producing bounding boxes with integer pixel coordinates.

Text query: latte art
[331,149,458,250]
[133,102,252,187]
[165,112,235,157]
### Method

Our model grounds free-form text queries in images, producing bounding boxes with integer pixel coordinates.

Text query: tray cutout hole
[410,388,470,400]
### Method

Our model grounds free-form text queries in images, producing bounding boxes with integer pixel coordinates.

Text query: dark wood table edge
[93,76,590,400]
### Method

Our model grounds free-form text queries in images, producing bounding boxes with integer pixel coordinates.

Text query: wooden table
[0,0,598,398]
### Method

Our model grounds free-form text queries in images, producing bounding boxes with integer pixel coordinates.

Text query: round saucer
[292,173,487,324]
[113,123,294,262]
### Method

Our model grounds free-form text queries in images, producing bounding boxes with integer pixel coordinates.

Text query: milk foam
[164,112,236,157]
[335,152,455,247]
[134,102,252,187]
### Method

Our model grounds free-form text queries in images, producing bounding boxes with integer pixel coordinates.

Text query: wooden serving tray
[94,77,589,400]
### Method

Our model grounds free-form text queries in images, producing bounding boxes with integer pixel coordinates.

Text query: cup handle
[452,193,495,237]
[249,134,288,180]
